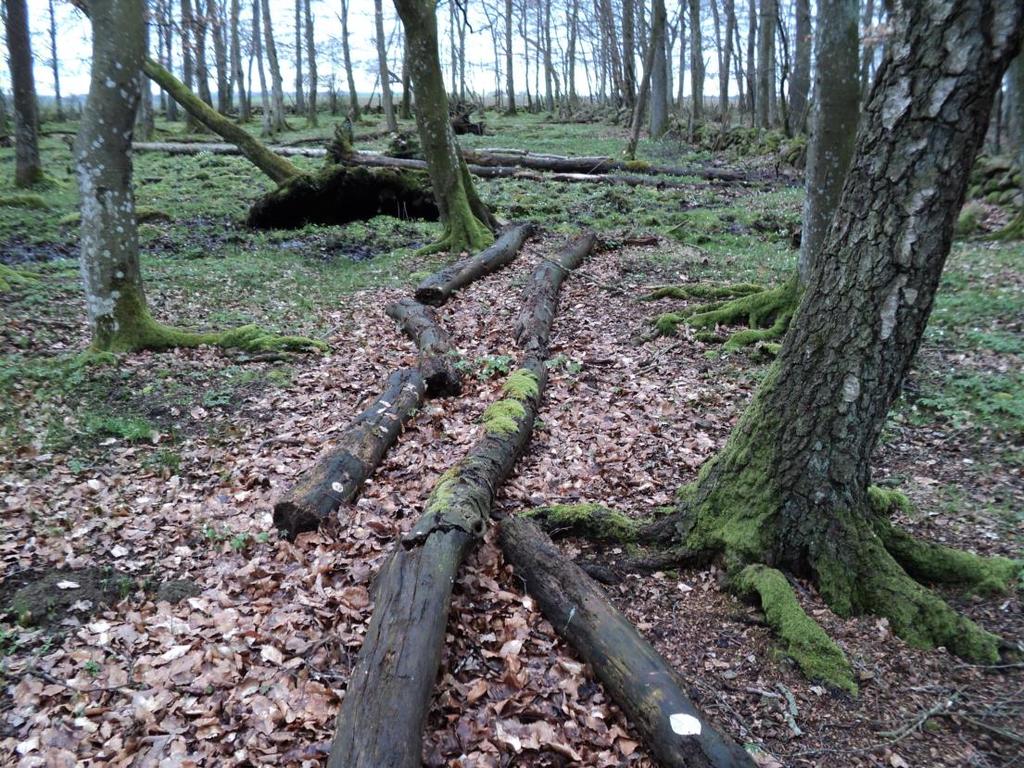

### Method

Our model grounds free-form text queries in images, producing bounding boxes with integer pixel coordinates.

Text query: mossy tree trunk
[648,0,1023,684]
[5,0,44,187]
[392,0,496,254]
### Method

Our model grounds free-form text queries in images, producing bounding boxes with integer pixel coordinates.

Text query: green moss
[482,399,526,436]
[685,277,798,348]
[502,368,539,400]
[867,485,914,516]
[955,203,984,237]
[623,159,651,171]
[653,312,685,336]
[0,265,38,293]
[58,212,81,227]
[416,185,494,256]
[984,208,1024,241]
[734,564,857,694]
[426,467,461,514]
[0,194,49,209]
[524,503,645,541]
[645,283,764,301]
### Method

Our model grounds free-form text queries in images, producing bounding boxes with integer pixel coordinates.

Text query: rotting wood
[499,516,757,768]
[272,368,426,538]
[414,221,535,306]
[385,298,461,396]
[327,233,597,768]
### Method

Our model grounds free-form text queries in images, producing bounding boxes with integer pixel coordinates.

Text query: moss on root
[416,189,495,256]
[983,208,1024,241]
[482,399,526,436]
[0,264,38,292]
[92,286,327,354]
[734,564,857,694]
[524,503,646,542]
[645,283,765,301]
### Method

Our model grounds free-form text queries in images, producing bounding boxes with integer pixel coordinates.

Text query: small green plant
[546,354,583,374]
[476,354,515,379]
[81,412,154,442]
[83,660,102,676]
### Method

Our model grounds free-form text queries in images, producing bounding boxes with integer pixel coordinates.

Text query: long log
[272,369,426,538]
[385,298,462,396]
[414,221,535,306]
[328,233,596,768]
[498,517,756,768]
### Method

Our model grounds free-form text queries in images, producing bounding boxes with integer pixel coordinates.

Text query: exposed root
[649,277,798,349]
[415,213,495,257]
[0,264,38,292]
[983,208,1024,241]
[734,564,857,694]
[522,503,647,542]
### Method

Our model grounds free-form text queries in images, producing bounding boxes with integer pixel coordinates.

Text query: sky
[9,0,728,104]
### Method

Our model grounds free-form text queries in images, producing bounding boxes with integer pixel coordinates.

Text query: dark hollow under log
[385,298,462,396]
[327,233,597,768]
[247,165,438,229]
[414,221,535,306]
[498,516,756,768]
[272,368,426,538]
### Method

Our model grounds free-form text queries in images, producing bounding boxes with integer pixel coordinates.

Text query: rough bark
[499,517,755,768]
[374,0,398,131]
[789,0,811,133]
[797,0,859,284]
[415,221,535,306]
[385,299,461,396]
[273,369,427,537]
[649,0,1023,681]
[327,232,595,768]
[5,0,43,186]
[393,0,495,253]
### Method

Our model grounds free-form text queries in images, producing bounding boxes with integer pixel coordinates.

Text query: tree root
[650,277,798,351]
[415,213,495,257]
[523,503,648,542]
[0,264,38,292]
[734,564,857,694]
[983,208,1024,241]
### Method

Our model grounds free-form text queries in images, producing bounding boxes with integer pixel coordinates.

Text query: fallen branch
[498,516,756,768]
[415,221,535,306]
[272,369,426,538]
[385,298,461,396]
[327,233,596,768]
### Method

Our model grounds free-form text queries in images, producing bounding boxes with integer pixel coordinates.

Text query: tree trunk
[293,0,305,113]
[252,0,273,135]
[720,0,735,115]
[499,517,755,768]
[649,0,669,137]
[181,0,200,129]
[622,0,636,109]
[745,0,756,119]
[505,0,516,113]
[400,36,412,120]
[415,221,534,305]
[385,299,461,396]
[193,0,214,105]
[787,0,811,133]
[47,0,64,121]
[75,0,147,350]
[273,369,427,537]
[136,15,156,139]
[340,0,360,119]
[393,0,495,253]
[161,0,180,121]
[260,0,286,132]
[230,0,249,120]
[858,0,876,96]
[755,0,775,128]
[689,0,704,122]
[303,0,317,125]
[327,232,595,768]
[5,0,44,186]
[797,0,858,284]
[209,0,230,113]
[375,0,398,131]
[650,0,1023,684]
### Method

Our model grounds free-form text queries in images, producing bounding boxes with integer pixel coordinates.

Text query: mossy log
[327,234,594,768]
[247,165,438,229]
[414,221,534,306]
[499,516,756,768]
[514,231,598,350]
[385,298,461,397]
[272,369,426,538]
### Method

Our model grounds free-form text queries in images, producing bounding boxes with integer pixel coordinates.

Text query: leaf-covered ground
[1,113,1022,767]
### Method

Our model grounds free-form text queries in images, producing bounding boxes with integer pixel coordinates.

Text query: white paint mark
[670,713,702,736]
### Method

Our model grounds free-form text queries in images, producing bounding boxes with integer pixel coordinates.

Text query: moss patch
[502,368,540,400]
[524,503,645,542]
[482,399,526,436]
[0,193,49,209]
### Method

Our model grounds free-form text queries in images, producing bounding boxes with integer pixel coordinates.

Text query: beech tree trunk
[720,0,735,115]
[755,0,775,128]
[374,0,398,132]
[293,0,305,113]
[230,0,249,120]
[689,0,704,122]
[5,0,43,186]
[504,0,516,113]
[260,0,286,132]
[210,0,230,113]
[789,0,811,132]
[649,0,669,138]
[303,0,317,125]
[797,0,859,284]
[48,0,64,121]
[340,0,360,119]
[193,0,214,105]
[652,0,1022,667]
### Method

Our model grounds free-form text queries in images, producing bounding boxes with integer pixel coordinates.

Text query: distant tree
[393,0,497,253]
[755,0,775,128]
[649,0,669,137]
[375,0,397,131]
[719,0,736,116]
[260,0,286,131]
[504,0,516,113]
[339,0,360,119]
[230,0,249,120]
[252,0,273,134]
[210,0,230,113]
[192,0,214,105]
[303,0,317,125]
[989,55,1024,239]
[789,0,811,132]
[47,0,64,121]
[4,0,43,186]
[688,0,704,123]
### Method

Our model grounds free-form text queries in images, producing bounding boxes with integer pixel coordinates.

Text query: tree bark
[193,0,214,105]
[5,0,43,186]
[260,0,286,132]
[303,0,317,125]
[720,0,736,115]
[622,0,637,108]
[374,0,398,131]
[755,0,775,128]
[293,0,305,113]
[47,0,64,121]
[327,232,595,768]
[252,0,273,135]
[745,0,756,119]
[230,0,249,120]
[650,0,1023,674]
[499,517,755,768]
[797,0,858,284]
[273,369,427,537]
[340,0,360,119]
[689,0,704,122]
[789,0,811,133]
[210,0,230,113]
[386,299,461,396]
[504,0,516,113]
[649,0,669,138]
[415,221,534,306]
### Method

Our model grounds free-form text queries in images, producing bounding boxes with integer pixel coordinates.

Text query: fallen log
[498,517,756,767]
[415,222,535,306]
[385,299,462,397]
[272,369,426,538]
[247,164,438,229]
[328,233,596,768]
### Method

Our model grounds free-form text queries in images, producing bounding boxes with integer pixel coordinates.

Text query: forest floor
[0,111,1022,767]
